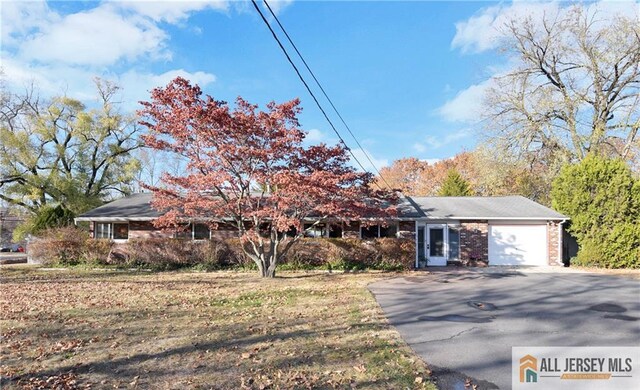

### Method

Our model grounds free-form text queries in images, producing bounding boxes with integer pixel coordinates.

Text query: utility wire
[250,0,384,190]
[261,0,393,190]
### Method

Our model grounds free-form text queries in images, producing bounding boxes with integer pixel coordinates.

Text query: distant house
[75,193,568,267]
[0,208,26,247]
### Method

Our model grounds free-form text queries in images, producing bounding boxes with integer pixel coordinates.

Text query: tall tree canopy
[376,153,478,196]
[483,5,640,169]
[0,78,142,214]
[139,78,394,278]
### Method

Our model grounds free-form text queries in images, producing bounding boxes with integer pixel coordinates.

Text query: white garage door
[488,224,547,266]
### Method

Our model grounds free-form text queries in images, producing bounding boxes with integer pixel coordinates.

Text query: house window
[95,223,111,239]
[113,223,129,240]
[175,224,192,239]
[328,224,343,238]
[304,223,325,238]
[361,225,379,239]
[94,222,128,240]
[380,224,398,238]
[194,223,210,240]
[448,227,460,260]
[361,223,398,239]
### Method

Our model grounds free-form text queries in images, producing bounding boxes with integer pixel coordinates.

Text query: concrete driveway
[369,268,640,390]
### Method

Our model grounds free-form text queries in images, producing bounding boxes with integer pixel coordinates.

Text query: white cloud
[0,58,217,110]
[452,2,561,54]
[413,143,426,153]
[116,0,229,24]
[451,1,639,54]
[0,0,60,47]
[349,148,389,173]
[419,129,471,150]
[437,81,492,123]
[0,1,221,108]
[264,0,295,16]
[18,3,169,67]
[304,128,326,143]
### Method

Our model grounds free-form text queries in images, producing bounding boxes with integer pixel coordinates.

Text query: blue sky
[2,0,638,172]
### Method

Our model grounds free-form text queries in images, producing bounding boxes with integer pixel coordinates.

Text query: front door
[427,224,447,266]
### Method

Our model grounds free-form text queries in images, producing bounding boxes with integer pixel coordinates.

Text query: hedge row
[28,227,415,271]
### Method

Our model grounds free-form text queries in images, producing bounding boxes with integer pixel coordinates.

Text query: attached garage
[407,196,568,267]
[488,224,548,266]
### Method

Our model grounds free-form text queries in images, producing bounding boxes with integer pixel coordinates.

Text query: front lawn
[0,267,436,389]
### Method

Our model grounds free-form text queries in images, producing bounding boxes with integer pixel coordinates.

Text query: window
[113,223,129,240]
[194,223,210,240]
[380,224,398,238]
[173,223,213,240]
[361,225,379,239]
[328,224,343,238]
[448,227,460,260]
[175,224,192,239]
[94,222,128,240]
[304,223,325,238]
[361,223,398,239]
[95,223,111,239]
[417,226,425,262]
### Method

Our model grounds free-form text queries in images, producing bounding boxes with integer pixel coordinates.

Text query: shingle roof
[76,193,158,221]
[407,196,567,220]
[76,193,566,221]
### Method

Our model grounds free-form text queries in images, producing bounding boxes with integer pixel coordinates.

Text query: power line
[250,0,386,190]
[261,0,393,190]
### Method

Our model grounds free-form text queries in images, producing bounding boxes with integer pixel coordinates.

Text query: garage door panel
[489,225,547,266]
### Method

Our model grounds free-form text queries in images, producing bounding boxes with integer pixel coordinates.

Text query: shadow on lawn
[4,321,391,387]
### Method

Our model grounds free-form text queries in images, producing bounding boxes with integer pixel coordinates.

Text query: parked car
[0,244,24,253]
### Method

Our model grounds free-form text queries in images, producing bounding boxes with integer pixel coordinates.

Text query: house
[75,193,568,267]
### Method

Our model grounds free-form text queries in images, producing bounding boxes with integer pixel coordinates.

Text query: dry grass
[568,266,640,279]
[0,266,436,389]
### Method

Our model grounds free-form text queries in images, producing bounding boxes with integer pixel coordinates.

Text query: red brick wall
[460,221,488,262]
[129,221,173,239]
[210,226,238,240]
[547,221,563,266]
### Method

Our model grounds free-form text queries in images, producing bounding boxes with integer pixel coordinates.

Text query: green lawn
[1,266,437,389]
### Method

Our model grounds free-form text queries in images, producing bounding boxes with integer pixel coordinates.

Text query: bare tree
[484,5,640,166]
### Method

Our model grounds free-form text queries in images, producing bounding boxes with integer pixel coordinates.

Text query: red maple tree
[138,78,395,277]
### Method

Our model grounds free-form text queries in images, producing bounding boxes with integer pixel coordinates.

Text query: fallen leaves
[0,268,437,389]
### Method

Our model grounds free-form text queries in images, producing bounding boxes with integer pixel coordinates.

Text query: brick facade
[210,226,239,240]
[459,221,488,263]
[547,221,563,266]
[128,221,173,239]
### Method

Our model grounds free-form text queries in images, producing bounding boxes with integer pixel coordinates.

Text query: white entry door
[427,224,447,266]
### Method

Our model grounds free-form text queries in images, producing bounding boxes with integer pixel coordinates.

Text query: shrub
[81,239,114,265]
[574,224,640,269]
[26,228,416,271]
[28,227,89,266]
[280,237,415,271]
[552,155,640,268]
